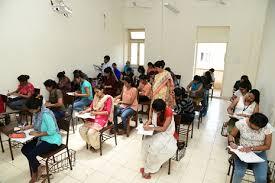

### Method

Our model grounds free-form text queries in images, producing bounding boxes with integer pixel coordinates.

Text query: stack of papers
[227,146,265,163]
[136,125,154,136]
[75,112,95,119]
[10,129,35,144]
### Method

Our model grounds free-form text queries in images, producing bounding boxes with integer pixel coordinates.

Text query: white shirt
[102,62,112,72]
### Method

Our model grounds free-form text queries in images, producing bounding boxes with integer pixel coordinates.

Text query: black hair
[209,68,215,72]
[193,75,201,82]
[74,72,84,79]
[165,67,171,72]
[148,62,154,67]
[112,63,117,66]
[138,66,145,74]
[26,96,43,110]
[152,99,166,123]
[174,87,187,98]
[249,113,268,128]
[94,84,105,91]
[154,61,165,69]
[139,75,148,81]
[17,75,30,82]
[239,81,250,90]
[249,89,260,104]
[241,75,249,81]
[104,67,113,74]
[123,76,133,86]
[43,79,57,89]
[104,55,110,61]
[126,67,133,73]
[57,71,65,79]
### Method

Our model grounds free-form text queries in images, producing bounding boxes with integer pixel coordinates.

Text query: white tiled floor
[0,98,233,183]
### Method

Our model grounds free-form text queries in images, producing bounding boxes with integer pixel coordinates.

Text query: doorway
[194,43,227,97]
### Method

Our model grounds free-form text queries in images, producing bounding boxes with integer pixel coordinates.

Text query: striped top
[174,97,195,116]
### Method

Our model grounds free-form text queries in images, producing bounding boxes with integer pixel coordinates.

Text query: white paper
[8,95,18,99]
[227,114,245,120]
[227,146,265,163]
[136,125,154,136]
[75,112,95,119]
[10,129,35,144]
[66,92,75,96]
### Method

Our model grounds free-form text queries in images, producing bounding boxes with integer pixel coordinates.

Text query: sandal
[142,173,151,179]
[139,168,144,174]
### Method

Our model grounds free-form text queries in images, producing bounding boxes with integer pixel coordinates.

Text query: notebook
[136,125,154,136]
[10,129,35,144]
[75,112,95,119]
[227,146,265,163]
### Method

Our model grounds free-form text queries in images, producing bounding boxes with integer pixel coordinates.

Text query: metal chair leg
[100,134,103,156]
[66,147,73,170]
[191,121,194,138]
[186,125,190,147]
[8,138,14,160]
[168,158,171,175]
[0,133,4,153]
[114,130,117,145]
[46,159,50,183]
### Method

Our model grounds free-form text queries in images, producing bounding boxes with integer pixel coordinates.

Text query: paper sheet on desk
[227,114,245,120]
[10,129,35,144]
[136,125,154,136]
[75,112,95,119]
[227,146,265,163]
[66,92,75,96]
[8,95,18,99]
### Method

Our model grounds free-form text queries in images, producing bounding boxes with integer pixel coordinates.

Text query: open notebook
[75,112,95,119]
[227,146,265,163]
[10,129,35,144]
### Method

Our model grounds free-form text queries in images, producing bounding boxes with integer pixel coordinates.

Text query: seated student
[146,62,155,75]
[103,67,117,97]
[7,75,34,110]
[44,79,65,120]
[226,89,260,135]
[79,85,113,151]
[72,72,93,111]
[141,99,177,179]
[186,75,203,99]
[138,75,152,102]
[71,70,89,92]
[57,71,71,94]
[134,66,146,86]
[228,113,273,183]
[21,96,61,183]
[112,63,121,80]
[113,77,138,135]
[231,81,250,102]
[121,67,134,80]
[209,68,215,84]
[123,61,131,73]
[174,87,195,124]
[233,75,252,92]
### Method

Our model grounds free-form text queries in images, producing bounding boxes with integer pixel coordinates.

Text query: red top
[157,107,173,127]
[17,83,34,96]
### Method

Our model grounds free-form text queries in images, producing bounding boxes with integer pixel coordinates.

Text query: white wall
[123,0,268,97]
[256,0,275,161]
[0,0,124,96]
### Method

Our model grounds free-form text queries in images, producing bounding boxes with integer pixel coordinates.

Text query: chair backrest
[63,95,74,108]
[57,118,70,146]
[34,88,40,96]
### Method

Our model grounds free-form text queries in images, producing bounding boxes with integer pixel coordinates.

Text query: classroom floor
[0,98,234,183]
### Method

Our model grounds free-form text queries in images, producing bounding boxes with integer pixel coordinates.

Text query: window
[128,29,145,66]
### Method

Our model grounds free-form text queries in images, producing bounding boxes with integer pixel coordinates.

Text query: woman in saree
[141,99,177,179]
[79,85,114,151]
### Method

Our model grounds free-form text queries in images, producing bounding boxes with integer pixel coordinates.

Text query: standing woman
[7,75,34,110]
[73,72,93,111]
[44,79,65,120]
[103,67,117,97]
[151,60,175,107]
[21,96,61,183]
[141,99,177,179]
[79,85,114,151]
[57,71,71,94]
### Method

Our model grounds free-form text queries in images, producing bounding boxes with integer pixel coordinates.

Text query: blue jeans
[8,99,27,110]
[113,106,135,130]
[51,109,65,120]
[233,151,268,183]
[73,98,92,112]
[201,89,209,116]
[21,139,59,173]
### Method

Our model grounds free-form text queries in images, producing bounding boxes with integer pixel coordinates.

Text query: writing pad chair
[174,114,193,148]
[38,118,73,183]
[175,75,182,87]
[192,100,203,129]
[86,121,117,156]
[126,111,138,137]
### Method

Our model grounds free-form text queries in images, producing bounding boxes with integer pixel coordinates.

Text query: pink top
[17,83,34,96]
[138,82,152,99]
[87,97,112,127]
[121,86,138,111]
